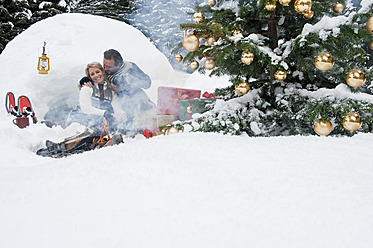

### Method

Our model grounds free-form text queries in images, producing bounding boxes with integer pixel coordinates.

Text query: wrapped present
[153,114,177,127]
[156,86,201,115]
[179,98,217,120]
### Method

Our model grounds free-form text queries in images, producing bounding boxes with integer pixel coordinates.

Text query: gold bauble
[208,0,217,7]
[366,17,373,34]
[314,52,334,71]
[202,33,210,40]
[274,69,287,81]
[235,81,250,95]
[182,34,200,52]
[279,0,292,6]
[204,58,216,70]
[193,12,205,24]
[342,112,362,131]
[294,0,312,14]
[333,3,344,13]
[369,41,373,50]
[233,30,243,36]
[313,119,333,136]
[166,127,179,135]
[211,22,222,28]
[346,69,366,88]
[187,105,193,114]
[303,10,314,19]
[190,61,199,70]
[175,53,183,63]
[205,37,216,46]
[241,51,254,65]
[265,1,277,11]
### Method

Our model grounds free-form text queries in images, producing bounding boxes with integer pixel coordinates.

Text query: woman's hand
[82,81,93,88]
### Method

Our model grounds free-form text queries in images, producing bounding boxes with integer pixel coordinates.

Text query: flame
[92,119,111,145]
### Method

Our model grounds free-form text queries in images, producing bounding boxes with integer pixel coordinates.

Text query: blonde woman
[74,62,126,130]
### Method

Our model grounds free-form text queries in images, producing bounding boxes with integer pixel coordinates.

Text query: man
[103,49,155,131]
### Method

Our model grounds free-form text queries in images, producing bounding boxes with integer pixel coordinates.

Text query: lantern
[37,42,50,74]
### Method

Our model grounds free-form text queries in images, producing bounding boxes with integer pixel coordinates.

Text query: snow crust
[0,12,373,248]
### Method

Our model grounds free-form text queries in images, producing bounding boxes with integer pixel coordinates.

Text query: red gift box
[156,86,201,115]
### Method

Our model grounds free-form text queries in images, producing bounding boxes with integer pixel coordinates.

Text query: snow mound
[0,13,184,118]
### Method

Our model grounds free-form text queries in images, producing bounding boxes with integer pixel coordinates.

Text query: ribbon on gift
[202,91,218,99]
[173,89,189,106]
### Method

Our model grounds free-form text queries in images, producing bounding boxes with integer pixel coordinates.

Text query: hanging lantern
[294,0,312,14]
[233,30,243,37]
[208,0,216,7]
[235,81,250,95]
[183,33,200,52]
[342,112,362,131]
[190,61,199,70]
[303,10,314,19]
[279,0,292,6]
[314,52,334,71]
[333,3,344,13]
[241,51,254,65]
[205,37,216,46]
[274,69,287,81]
[313,119,333,136]
[366,17,373,34]
[346,69,366,88]
[175,53,183,63]
[193,12,205,24]
[37,41,50,74]
[204,58,216,70]
[265,1,277,11]
[166,127,179,135]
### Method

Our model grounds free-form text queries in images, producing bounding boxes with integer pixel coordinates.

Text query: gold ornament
[313,119,333,136]
[366,17,373,34]
[303,10,314,19]
[205,37,216,46]
[233,30,243,36]
[190,61,199,70]
[265,1,277,11]
[235,81,250,95]
[369,41,373,50]
[333,3,344,13]
[274,69,287,81]
[346,69,366,88]
[193,12,205,24]
[166,127,179,135]
[175,53,183,63]
[314,52,334,71]
[241,51,254,65]
[208,0,216,7]
[279,0,292,6]
[183,34,200,52]
[294,0,312,14]
[204,58,216,70]
[187,105,193,114]
[342,112,362,131]
[211,22,222,28]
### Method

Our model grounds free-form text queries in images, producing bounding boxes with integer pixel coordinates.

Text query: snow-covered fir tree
[124,0,206,71]
[172,0,373,136]
[0,0,133,53]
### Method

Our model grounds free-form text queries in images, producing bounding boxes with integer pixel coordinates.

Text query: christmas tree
[174,0,373,136]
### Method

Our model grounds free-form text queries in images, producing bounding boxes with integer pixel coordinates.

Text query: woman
[71,62,126,130]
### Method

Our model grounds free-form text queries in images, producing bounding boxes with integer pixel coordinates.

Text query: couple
[71,49,155,134]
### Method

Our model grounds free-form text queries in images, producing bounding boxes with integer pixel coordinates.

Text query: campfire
[92,119,111,145]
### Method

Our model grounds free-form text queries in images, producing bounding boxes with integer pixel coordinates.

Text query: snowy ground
[1,13,373,248]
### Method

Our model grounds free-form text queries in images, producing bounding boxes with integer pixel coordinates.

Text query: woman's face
[88,67,104,84]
